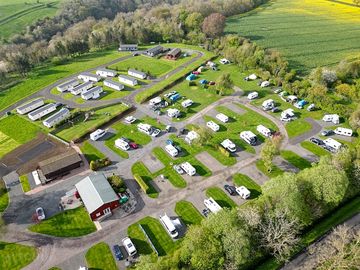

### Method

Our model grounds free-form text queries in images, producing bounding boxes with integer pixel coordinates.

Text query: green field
[300,141,330,157]
[175,200,204,226]
[29,207,96,237]
[280,150,312,170]
[0,49,129,112]
[0,0,62,40]
[0,242,37,270]
[232,173,262,199]
[225,0,360,73]
[85,242,117,270]
[0,115,41,158]
[80,142,106,162]
[206,187,237,209]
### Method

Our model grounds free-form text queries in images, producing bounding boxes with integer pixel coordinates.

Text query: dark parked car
[112,244,124,260]
[310,137,324,146]
[321,130,334,136]
[202,208,210,217]
[129,142,138,149]
[224,184,236,196]
[271,107,280,113]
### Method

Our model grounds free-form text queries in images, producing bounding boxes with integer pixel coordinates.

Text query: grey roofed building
[16,98,44,115]
[43,107,70,128]
[28,103,57,121]
[104,79,124,90]
[57,79,79,91]
[118,44,138,51]
[81,86,103,100]
[128,69,147,79]
[78,72,101,82]
[145,45,164,57]
[118,74,138,85]
[71,81,93,95]
[75,173,119,214]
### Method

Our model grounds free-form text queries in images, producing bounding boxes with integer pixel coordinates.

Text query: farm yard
[225,0,360,73]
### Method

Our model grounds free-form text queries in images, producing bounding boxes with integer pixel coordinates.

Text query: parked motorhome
[115,138,130,151]
[286,95,298,103]
[334,127,353,137]
[281,108,296,121]
[57,79,79,92]
[247,92,258,100]
[90,129,106,141]
[204,197,222,213]
[104,79,124,91]
[137,123,153,135]
[257,125,272,137]
[118,75,138,86]
[167,108,181,118]
[159,214,178,238]
[220,139,236,153]
[206,121,220,132]
[181,99,193,108]
[122,237,137,257]
[43,108,70,128]
[165,144,178,157]
[180,162,196,176]
[236,186,251,199]
[78,72,101,82]
[322,114,340,124]
[71,81,93,95]
[216,113,229,123]
[81,86,103,100]
[17,98,44,115]
[324,138,342,151]
[240,131,258,146]
[128,69,147,79]
[28,103,57,121]
[96,68,117,78]
[262,99,275,111]
[149,97,162,106]
[184,131,199,144]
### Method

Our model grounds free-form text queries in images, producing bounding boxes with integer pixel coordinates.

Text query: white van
[257,125,272,137]
[180,162,196,176]
[236,186,250,199]
[115,138,130,151]
[165,144,178,157]
[167,108,181,118]
[149,96,162,106]
[247,92,258,100]
[216,113,228,123]
[262,99,275,111]
[181,99,193,108]
[122,237,137,257]
[206,121,220,132]
[159,214,178,239]
[260,81,270,88]
[334,127,353,137]
[137,123,153,135]
[220,139,236,152]
[204,197,222,213]
[90,129,106,141]
[240,131,257,146]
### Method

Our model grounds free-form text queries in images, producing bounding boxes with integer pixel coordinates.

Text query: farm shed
[16,98,44,115]
[75,173,120,221]
[70,81,93,95]
[38,150,82,181]
[28,103,57,121]
[43,108,70,128]
[81,86,103,100]
[118,75,138,86]
[118,44,138,51]
[57,79,80,92]
[78,72,101,82]
[104,79,124,91]
[96,68,117,78]
[166,48,181,60]
[128,69,147,79]
[145,45,164,57]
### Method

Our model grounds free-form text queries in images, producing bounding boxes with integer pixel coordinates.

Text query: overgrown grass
[280,150,312,170]
[300,141,330,157]
[131,162,158,198]
[19,174,31,192]
[85,242,117,270]
[256,159,283,178]
[0,241,37,270]
[206,187,237,209]
[175,200,203,226]
[80,141,106,162]
[232,173,262,199]
[0,179,9,212]
[29,207,96,237]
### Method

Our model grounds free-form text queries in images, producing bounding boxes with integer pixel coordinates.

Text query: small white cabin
[78,72,101,82]
[128,69,147,80]
[28,103,57,121]
[104,79,124,91]
[118,75,138,86]
[57,79,79,92]
[334,127,352,137]
[71,81,93,95]
[96,68,117,78]
[81,86,103,100]
[43,108,70,128]
[17,98,44,115]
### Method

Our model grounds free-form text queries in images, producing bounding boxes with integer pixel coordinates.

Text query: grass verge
[85,242,117,270]
[232,173,262,199]
[0,242,37,270]
[0,179,9,212]
[280,150,312,170]
[80,141,106,162]
[175,200,203,226]
[206,187,237,209]
[19,174,31,192]
[131,162,158,198]
[300,141,330,157]
[256,159,283,178]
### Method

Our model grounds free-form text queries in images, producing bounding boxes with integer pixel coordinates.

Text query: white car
[151,128,161,137]
[124,116,136,124]
[206,121,220,132]
[247,92,258,100]
[36,207,45,220]
[181,99,193,108]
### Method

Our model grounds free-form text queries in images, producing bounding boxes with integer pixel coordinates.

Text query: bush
[89,158,111,171]
[216,144,230,157]
[107,175,126,193]
[133,173,149,194]
[51,56,68,65]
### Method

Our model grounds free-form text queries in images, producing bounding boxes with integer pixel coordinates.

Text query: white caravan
[115,138,130,151]
[240,131,258,146]
[334,127,353,137]
[185,131,199,144]
[159,214,178,239]
[216,113,229,123]
[137,123,153,135]
[220,139,236,153]
[165,144,179,157]
[257,125,272,137]
[206,121,220,132]
[262,99,275,111]
[181,99,193,108]
[180,162,196,176]
[236,186,251,199]
[90,129,106,141]
[322,114,340,124]
[247,91,259,100]
[204,197,222,213]
[324,138,342,151]
[167,108,181,118]
[260,81,270,88]
[149,96,162,106]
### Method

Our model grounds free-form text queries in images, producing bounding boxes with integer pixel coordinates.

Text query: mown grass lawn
[280,150,312,170]
[300,141,330,157]
[0,49,129,112]
[0,241,37,270]
[19,174,31,192]
[128,223,154,256]
[128,216,177,256]
[0,179,9,212]
[29,207,96,237]
[54,103,129,142]
[131,162,158,198]
[206,187,237,209]
[285,119,313,138]
[175,200,203,226]
[256,159,283,178]
[85,242,117,270]
[232,173,262,199]
[80,141,106,162]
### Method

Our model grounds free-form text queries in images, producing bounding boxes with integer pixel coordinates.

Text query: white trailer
[16,98,44,115]
[28,103,57,121]
[236,186,250,199]
[128,69,147,79]
[43,108,70,128]
[240,131,258,146]
[257,125,272,137]
[165,144,178,157]
[247,92,258,100]
[90,129,106,141]
[216,113,228,123]
[220,139,236,153]
[206,121,220,132]
[78,72,101,82]
[180,162,196,176]
[104,79,124,91]
[118,75,138,86]
[167,108,181,118]
[204,197,222,213]
[334,127,353,137]
[324,138,342,151]
[115,138,130,151]
[137,123,153,135]
[262,99,275,111]
[159,214,178,239]
[96,68,117,78]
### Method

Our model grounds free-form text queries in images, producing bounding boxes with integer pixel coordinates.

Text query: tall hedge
[133,174,149,194]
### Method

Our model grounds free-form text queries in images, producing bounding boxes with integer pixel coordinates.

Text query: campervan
[180,162,196,176]
[137,123,153,135]
[122,237,137,257]
[286,95,298,103]
[262,99,275,111]
[149,97,162,106]
[247,92,259,100]
[220,139,236,153]
[167,108,181,118]
[248,74,257,80]
[206,121,220,132]
[236,186,251,199]
[216,113,229,123]
[240,131,257,146]
[204,197,222,213]
[90,129,106,141]
[159,214,178,239]
[281,108,295,122]
[334,127,353,137]
[185,131,199,144]
[257,125,272,137]
[115,138,130,151]
[181,99,193,108]
[165,144,179,157]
